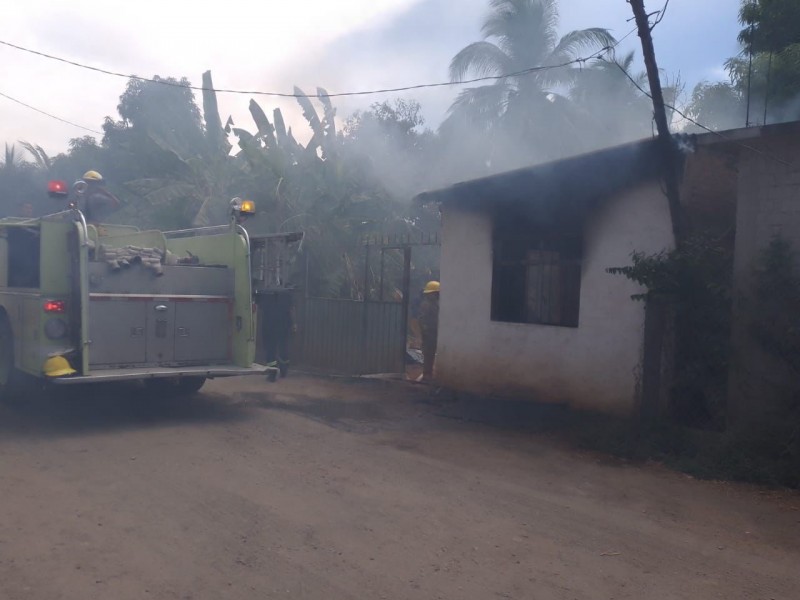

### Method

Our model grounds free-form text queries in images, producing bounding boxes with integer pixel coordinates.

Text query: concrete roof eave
[415,138,664,220]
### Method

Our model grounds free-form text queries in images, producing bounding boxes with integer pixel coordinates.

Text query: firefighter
[80,170,121,223]
[261,290,296,377]
[418,280,440,381]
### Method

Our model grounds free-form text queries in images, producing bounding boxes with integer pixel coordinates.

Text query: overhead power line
[610,60,793,167]
[0,36,628,98]
[0,27,640,136]
[0,89,102,134]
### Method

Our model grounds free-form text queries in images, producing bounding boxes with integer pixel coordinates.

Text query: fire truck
[0,178,286,401]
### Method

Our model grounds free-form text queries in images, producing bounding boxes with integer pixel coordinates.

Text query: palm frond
[2,143,20,170]
[569,53,641,102]
[18,141,51,170]
[450,41,510,81]
[444,84,509,128]
[549,28,616,64]
[617,51,636,73]
[483,0,559,58]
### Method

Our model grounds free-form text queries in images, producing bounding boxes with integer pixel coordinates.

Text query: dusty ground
[1,374,798,600]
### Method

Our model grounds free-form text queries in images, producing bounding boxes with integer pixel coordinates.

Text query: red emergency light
[47,180,69,197]
[44,300,66,314]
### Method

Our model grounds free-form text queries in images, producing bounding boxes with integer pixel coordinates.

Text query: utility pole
[628,0,683,242]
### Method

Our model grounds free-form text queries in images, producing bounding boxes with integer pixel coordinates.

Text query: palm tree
[569,52,654,147]
[446,0,615,161]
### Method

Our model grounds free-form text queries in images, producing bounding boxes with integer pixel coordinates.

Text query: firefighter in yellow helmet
[80,170,121,223]
[418,280,440,381]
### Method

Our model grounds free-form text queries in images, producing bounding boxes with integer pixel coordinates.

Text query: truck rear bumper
[50,364,275,385]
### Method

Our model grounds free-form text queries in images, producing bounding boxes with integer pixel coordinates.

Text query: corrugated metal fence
[294,296,405,375]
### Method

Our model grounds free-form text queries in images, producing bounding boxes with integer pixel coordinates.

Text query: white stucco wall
[437,181,674,416]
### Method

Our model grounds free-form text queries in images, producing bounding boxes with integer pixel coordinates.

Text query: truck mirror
[73,180,88,196]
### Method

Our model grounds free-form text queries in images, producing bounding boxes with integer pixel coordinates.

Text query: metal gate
[293,232,439,376]
[298,297,405,375]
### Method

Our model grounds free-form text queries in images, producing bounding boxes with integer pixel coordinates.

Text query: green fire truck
[0,178,279,401]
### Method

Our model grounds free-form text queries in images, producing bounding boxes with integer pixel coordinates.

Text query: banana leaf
[294,86,324,154]
[249,100,276,148]
[202,71,231,157]
[317,87,337,140]
[285,127,304,156]
[232,128,256,145]
[145,131,195,176]
[273,108,289,147]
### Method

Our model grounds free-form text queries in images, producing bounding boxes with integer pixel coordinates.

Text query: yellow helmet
[423,280,440,294]
[83,170,103,181]
[43,356,77,377]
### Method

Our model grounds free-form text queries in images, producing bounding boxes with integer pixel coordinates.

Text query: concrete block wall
[728,136,800,422]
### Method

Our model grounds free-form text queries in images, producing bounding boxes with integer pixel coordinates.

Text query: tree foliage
[0,143,50,217]
[689,0,800,130]
[446,0,614,151]
[569,52,655,146]
[686,82,746,132]
[608,235,734,428]
[738,0,800,55]
[443,0,670,169]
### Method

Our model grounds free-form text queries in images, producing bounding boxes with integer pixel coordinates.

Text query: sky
[0,0,743,158]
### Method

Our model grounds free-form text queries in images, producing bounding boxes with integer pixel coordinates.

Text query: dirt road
[1,375,798,600]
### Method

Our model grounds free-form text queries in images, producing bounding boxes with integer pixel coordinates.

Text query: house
[416,121,800,418]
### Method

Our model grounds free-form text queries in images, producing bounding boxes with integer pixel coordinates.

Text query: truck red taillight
[47,180,68,196]
[44,300,66,313]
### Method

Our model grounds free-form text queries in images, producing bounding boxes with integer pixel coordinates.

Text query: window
[491,224,582,328]
[7,227,41,288]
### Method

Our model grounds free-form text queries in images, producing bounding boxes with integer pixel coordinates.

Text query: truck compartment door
[89,299,147,366]
[174,301,231,364]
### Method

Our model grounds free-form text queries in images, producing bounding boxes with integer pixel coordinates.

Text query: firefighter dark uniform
[418,281,440,381]
[81,170,121,223]
[261,290,295,377]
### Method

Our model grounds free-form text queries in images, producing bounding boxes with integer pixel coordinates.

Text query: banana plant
[247,99,277,149]
[201,70,231,159]
[294,86,338,160]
